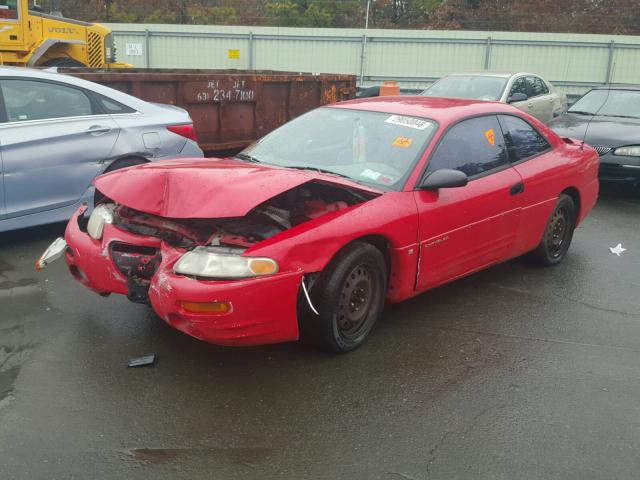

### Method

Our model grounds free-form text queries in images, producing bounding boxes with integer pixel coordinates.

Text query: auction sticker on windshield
[385,115,432,130]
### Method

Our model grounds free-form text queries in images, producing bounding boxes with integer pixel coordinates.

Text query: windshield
[422,75,508,101]
[0,0,18,19]
[569,89,640,119]
[240,107,438,191]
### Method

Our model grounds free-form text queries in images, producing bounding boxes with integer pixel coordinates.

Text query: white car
[422,72,566,124]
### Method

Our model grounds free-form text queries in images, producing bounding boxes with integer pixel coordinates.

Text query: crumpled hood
[94,158,381,219]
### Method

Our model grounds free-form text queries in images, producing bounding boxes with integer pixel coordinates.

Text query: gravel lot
[1,184,639,480]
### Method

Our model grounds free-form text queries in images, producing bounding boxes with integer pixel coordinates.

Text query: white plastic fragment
[609,243,626,256]
[301,277,319,316]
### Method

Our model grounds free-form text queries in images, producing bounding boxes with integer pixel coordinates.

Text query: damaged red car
[39,97,599,352]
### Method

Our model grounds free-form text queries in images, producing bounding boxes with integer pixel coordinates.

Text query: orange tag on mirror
[484,129,495,146]
[392,136,413,148]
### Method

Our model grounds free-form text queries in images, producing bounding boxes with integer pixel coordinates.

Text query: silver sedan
[0,66,203,232]
[422,72,566,123]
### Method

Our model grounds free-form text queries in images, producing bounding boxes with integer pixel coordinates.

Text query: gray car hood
[549,113,640,147]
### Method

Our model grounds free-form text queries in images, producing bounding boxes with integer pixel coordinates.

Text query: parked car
[39,97,599,352]
[0,67,203,232]
[549,86,640,184]
[422,73,566,123]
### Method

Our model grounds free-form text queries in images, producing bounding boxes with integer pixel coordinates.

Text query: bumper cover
[64,207,302,346]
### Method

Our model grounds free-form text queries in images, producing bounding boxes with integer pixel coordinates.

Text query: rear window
[95,94,137,114]
[499,115,551,161]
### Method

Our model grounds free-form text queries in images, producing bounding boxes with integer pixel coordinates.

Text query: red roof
[332,95,519,125]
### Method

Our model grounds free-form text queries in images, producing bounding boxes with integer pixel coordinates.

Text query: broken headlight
[173,247,278,279]
[87,204,116,240]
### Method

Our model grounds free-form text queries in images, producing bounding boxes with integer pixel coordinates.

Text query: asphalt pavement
[1,184,639,480]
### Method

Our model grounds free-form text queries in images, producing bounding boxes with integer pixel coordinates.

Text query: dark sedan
[549,86,640,184]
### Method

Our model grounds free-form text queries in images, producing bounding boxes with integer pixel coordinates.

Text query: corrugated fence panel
[253,39,360,74]
[610,47,640,84]
[490,44,610,82]
[366,41,487,79]
[107,24,640,95]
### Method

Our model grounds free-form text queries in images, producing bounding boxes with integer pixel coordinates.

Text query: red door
[497,114,563,255]
[414,115,523,291]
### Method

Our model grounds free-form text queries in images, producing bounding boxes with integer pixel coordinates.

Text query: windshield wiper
[234,153,261,163]
[286,165,352,180]
[604,114,640,119]
[568,110,595,116]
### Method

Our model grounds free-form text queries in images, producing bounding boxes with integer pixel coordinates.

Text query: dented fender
[246,191,420,302]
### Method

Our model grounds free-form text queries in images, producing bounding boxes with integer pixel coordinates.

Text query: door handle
[510,182,525,196]
[85,125,111,136]
[527,102,534,108]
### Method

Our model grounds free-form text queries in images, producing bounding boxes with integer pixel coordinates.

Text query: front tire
[42,58,86,67]
[302,242,387,353]
[530,194,576,266]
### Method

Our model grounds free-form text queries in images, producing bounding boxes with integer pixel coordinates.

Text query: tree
[264,1,332,27]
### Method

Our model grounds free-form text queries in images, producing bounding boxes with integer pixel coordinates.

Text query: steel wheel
[337,263,378,338]
[530,194,576,266]
[545,205,570,259]
[299,241,387,353]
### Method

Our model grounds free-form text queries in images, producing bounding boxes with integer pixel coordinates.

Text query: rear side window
[509,77,528,98]
[427,115,509,177]
[499,115,551,161]
[0,79,95,122]
[527,76,548,97]
[95,94,136,114]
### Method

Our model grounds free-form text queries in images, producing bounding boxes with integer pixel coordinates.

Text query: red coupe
[40,97,599,352]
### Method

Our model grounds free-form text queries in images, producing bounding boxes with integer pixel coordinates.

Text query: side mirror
[420,169,468,190]
[508,92,528,103]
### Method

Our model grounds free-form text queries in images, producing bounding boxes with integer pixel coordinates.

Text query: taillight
[167,124,198,142]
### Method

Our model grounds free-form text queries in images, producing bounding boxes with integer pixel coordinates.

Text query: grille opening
[111,243,159,256]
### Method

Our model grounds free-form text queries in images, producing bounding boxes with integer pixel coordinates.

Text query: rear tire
[529,194,576,266]
[41,58,86,67]
[301,242,387,353]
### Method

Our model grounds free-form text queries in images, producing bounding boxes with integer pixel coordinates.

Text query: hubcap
[546,206,568,258]
[338,264,375,337]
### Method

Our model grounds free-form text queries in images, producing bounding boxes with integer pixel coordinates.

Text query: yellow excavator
[0,0,129,67]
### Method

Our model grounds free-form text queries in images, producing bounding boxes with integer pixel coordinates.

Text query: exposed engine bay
[104,181,377,251]
[86,181,378,303]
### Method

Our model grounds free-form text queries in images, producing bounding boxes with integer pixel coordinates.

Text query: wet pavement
[1,185,639,479]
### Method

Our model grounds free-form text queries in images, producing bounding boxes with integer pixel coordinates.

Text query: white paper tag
[360,168,382,180]
[385,115,431,130]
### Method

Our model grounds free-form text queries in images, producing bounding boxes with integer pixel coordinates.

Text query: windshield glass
[422,75,508,101]
[0,0,18,19]
[569,89,640,118]
[240,107,438,191]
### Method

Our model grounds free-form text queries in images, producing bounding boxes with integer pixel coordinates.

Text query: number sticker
[385,115,431,130]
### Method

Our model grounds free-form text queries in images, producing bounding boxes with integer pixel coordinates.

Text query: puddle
[0,344,34,405]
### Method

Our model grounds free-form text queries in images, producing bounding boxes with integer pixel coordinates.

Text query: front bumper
[599,163,640,183]
[599,152,640,183]
[64,207,302,346]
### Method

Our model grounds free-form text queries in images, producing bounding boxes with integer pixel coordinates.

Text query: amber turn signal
[180,301,232,314]
[248,258,278,275]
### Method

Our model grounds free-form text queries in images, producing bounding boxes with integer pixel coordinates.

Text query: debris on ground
[127,354,156,368]
[609,243,627,256]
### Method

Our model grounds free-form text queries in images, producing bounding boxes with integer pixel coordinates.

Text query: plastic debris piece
[128,354,155,368]
[609,243,626,256]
